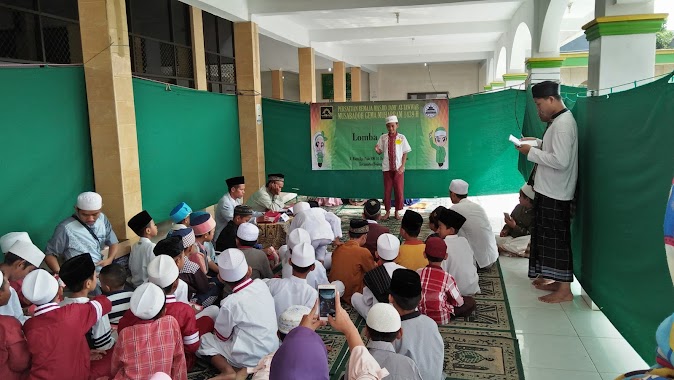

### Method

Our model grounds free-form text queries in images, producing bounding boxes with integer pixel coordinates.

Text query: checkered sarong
[528,192,574,282]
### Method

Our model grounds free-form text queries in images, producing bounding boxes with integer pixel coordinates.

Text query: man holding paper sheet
[515,81,578,304]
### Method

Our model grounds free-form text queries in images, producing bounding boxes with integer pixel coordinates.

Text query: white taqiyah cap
[76,191,103,211]
[293,202,311,215]
[331,280,345,296]
[287,228,311,250]
[366,303,401,333]
[149,373,172,380]
[218,248,249,282]
[385,115,398,124]
[236,222,259,241]
[521,184,535,200]
[7,240,45,268]
[376,233,400,261]
[291,242,315,268]
[449,179,469,195]
[22,269,58,305]
[0,232,32,254]
[147,255,179,288]
[278,305,311,334]
[130,282,166,320]
[0,270,3,286]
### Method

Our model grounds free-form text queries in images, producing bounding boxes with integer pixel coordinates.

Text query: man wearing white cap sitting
[111,283,188,380]
[45,192,121,278]
[288,201,343,270]
[0,236,45,323]
[198,249,279,379]
[264,242,318,319]
[236,223,274,279]
[22,269,113,379]
[350,303,422,380]
[375,115,412,220]
[281,228,329,289]
[352,234,405,318]
[496,184,535,257]
[449,179,499,269]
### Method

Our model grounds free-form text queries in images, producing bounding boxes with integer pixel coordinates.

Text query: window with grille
[126,0,194,88]
[0,0,82,64]
[202,11,235,94]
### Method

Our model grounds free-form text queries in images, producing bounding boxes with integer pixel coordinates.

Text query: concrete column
[298,47,316,103]
[585,0,665,95]
[234,22,265,195]
[77,0,142,240]
[483,85,492,92]
[350,67,362,101]
[526,57,564,85]
[271,69,284,100]
[190,6,207,90]
[503,73,528,88]
[333,61,346,102]
[490,81,505,91]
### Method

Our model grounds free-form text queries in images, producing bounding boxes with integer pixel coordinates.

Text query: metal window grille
[203,13,236,94]
[0,2,81,64]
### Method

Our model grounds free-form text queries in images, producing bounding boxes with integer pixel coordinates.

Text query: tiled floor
[467,194,649,380]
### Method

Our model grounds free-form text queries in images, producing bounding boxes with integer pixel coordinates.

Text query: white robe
[451,198,499,269]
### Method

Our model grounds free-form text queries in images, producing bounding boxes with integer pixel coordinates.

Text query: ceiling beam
[341,41,496,57]
[248,0,520,16]
[308,20,508,42]
[353,51,490,65]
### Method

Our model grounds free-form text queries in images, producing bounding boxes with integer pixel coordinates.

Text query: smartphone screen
[319,288,336,318]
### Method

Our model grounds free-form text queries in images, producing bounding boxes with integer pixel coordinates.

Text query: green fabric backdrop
[571,74,674,361]
[133,79,241,220]
[263,89,527,199]
[0,66,94,259]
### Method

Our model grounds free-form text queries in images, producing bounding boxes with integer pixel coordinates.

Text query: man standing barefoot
[516,81,578,304]
[375,115,411,220]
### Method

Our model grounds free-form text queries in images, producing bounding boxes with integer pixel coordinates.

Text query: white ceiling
[183,0,597,73]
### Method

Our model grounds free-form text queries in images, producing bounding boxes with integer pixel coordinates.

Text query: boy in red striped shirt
[418,237,476,324]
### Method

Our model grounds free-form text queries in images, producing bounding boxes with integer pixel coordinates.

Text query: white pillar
[503,73,528,88]
[526,57,564,85]
[585,0,666,95]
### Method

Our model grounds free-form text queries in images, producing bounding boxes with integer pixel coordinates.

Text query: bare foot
[531,277,554,286]
[394,211,401,220]
[535,282,561,291]
[538,290,573,304]
[383,211,390,219]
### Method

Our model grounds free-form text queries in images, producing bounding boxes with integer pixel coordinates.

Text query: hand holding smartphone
[318,284,337,321]
[503,212,512,221]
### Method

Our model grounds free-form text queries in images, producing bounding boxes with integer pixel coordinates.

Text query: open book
[509,134,539,148]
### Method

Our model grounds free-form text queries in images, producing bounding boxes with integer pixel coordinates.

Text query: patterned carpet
[188,200,524,380]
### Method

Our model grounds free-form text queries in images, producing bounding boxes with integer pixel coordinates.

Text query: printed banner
[310,99,449,170]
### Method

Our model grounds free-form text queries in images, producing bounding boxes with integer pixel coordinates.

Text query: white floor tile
[517,333,596,371]
[523,367,603,380]
[504,285,564,310]
[600,373,623,380]
[512,307,577,336]
[565,310,625,339]
[560,296,593,312]
[580,337,648,373]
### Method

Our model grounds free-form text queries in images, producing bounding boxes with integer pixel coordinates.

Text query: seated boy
[328,219,376,304]
[167,201,192,237]
[197,249,279,379]
[215,205,253,251]
[112,283,187,380]
[248,304,312,379]
[236,223,274,280]
[172,229,221,307]
[437,209,480,296]
[0,270,30,380]
[419,237,476,324]
[356,303,422,379]
[22,269,112,380]
[362,199,390,258]
[60,254,116,351]
[190,211,219,274]
[352,233,405,318]
[281,228,329,289]
[425,206,447,243]
[395,210,428,270]
[389,269,445,380]
[100,263,134,326]
[265,243,318,319]
[496,184,534,257]
[127,209,158,287]
[0,238,45,324]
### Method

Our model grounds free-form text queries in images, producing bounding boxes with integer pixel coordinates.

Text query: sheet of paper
[509,135,538,147]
